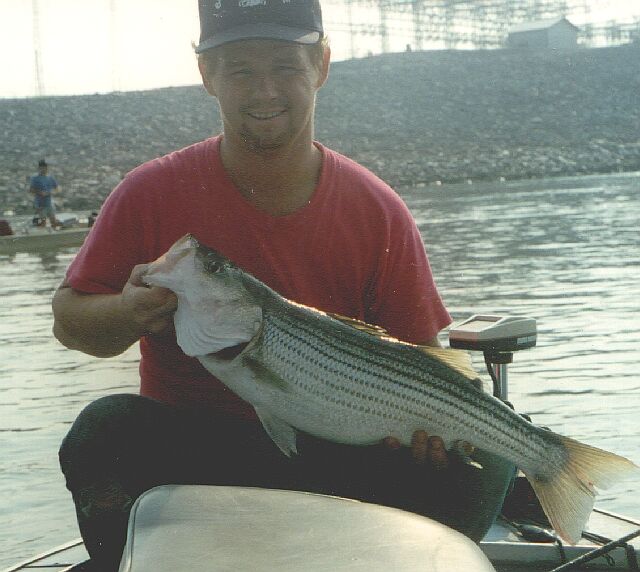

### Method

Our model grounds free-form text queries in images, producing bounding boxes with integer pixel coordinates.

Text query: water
[0,247,141,568]
[1,172,639,568]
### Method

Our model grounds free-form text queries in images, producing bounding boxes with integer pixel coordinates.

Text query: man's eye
[277,65,300,73]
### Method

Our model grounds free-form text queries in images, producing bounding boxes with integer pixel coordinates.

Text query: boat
[0,213,91,255]
[3,315,639,572]
[3,495,638,572]
[0,227,90,254]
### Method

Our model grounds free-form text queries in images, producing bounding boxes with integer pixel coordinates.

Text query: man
[29,159,60,227]
[52,1,514,569]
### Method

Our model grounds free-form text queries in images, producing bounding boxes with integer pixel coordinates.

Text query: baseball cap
[38,159,48,167]
[195,0,323,53]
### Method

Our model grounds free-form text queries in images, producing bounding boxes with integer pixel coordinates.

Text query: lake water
[1,171,639,568]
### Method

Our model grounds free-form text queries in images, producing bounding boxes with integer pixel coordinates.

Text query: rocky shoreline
[1,44,639,214]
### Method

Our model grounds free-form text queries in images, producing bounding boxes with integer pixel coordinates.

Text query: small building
[506,17,579,50]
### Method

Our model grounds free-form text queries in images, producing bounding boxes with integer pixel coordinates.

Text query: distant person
[29,159,60,228]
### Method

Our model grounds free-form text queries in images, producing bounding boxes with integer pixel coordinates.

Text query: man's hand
[53,264,178,358]
[382,430,470,470]
[121,264,178,337]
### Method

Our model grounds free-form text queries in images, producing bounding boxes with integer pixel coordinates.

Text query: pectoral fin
[255,408,298,457]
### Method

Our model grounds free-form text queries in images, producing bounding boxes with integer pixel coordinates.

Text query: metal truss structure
[324,0,640,55]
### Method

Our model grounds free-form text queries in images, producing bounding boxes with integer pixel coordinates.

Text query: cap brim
[195,23,320,53]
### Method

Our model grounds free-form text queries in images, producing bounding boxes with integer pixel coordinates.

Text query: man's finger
[457,440,475,456]
[129,264,152,287]
[427,435,449,470]
[149,289,178,314]
[132,283,177,314]
[381,436,401,450]
[411,430,429,464]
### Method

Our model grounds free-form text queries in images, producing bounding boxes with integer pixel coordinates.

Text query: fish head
[144,235,263,357]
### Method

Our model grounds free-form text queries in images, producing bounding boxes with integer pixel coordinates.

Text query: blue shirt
[30,174,58,208]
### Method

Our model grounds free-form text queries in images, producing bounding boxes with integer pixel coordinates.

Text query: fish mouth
[145,235,197,285]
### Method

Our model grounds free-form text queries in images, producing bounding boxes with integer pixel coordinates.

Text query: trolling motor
[448,315,537,401]
[450,315,640,570]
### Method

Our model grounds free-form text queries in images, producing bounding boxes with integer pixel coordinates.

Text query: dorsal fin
[327,312,391,337]
[328,312,479,382]
[418,346,479,380]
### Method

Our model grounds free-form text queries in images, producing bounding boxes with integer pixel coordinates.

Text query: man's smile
[247,110,286,120]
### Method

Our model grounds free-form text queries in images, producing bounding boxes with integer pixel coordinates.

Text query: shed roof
[508,17,579,34]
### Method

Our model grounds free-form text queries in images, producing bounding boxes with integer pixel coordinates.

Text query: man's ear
[316,45,331,89]
[198,57,217,97]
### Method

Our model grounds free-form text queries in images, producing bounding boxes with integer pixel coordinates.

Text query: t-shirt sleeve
[367,201,451,344]
[65,171,153,294]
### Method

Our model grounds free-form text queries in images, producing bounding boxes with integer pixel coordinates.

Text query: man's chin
[241,129,289,154]
[249,141,284,154]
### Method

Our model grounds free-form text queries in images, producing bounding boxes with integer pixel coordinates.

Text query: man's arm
[52,264,177,358]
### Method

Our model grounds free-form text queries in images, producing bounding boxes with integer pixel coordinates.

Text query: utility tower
[32,0,44,96]
[110,0,120,91]
[378,0,391,53]
[326,0,636,55]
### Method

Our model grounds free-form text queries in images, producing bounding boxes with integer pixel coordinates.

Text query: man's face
[201,40,328,153]
[38,165,47,176]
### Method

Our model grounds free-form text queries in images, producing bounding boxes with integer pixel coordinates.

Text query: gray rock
[1,45,638,213]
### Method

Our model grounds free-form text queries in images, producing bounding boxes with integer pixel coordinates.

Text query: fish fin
[255,408,298,457]
[328,313,481,383]
[327,312,391,337]
[418,346,479,381]
[245,357,291,392]
[523,435,639,544]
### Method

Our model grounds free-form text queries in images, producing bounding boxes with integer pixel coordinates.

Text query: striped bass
[144,234,639,544]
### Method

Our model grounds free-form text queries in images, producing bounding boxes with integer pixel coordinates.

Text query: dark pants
[59,394,515,571]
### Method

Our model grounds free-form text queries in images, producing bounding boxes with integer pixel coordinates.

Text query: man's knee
[60,393,141,445]
[59,394,154,489]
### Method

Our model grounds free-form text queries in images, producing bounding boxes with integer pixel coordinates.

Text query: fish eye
[205,257,225,273]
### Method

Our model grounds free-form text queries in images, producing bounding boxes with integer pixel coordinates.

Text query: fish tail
[523,435,639,544]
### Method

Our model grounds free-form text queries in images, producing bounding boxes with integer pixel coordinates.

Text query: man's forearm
[52,285,142,358]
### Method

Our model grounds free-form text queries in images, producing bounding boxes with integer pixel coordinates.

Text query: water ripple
[1,172,639,568]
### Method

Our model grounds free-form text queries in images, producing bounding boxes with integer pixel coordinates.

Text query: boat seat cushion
[118,485,495,571]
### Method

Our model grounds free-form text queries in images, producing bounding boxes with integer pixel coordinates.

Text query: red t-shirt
[66,136,451,416]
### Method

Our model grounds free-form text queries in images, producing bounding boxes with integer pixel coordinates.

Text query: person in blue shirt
[29,159,61,228]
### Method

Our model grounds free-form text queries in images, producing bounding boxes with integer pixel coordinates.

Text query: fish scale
[258,297,557,473]
[144,234,640,544]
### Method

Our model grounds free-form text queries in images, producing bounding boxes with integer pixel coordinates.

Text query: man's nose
[255,73,280,98]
